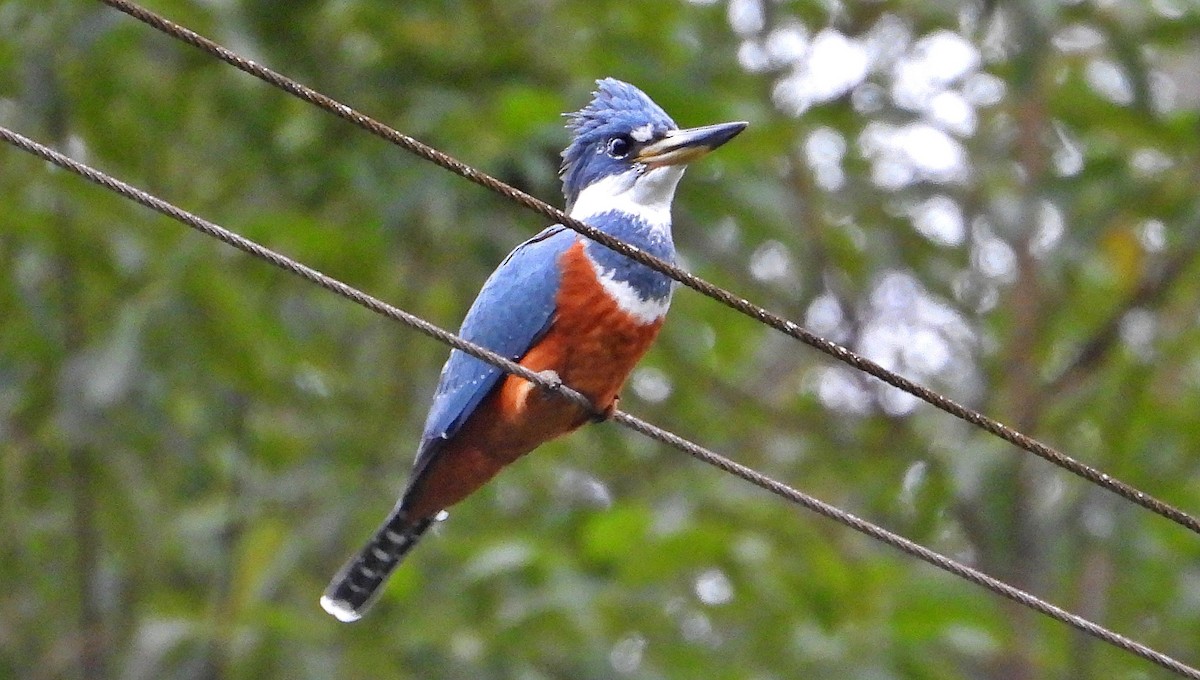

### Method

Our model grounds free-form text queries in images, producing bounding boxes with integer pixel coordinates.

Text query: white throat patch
[569,165,684,233]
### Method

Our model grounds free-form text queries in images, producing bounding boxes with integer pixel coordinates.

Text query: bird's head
[561,78,746,218]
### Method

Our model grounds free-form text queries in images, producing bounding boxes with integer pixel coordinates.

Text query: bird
[320,78,746,622]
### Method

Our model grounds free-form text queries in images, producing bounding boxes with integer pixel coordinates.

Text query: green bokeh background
[4,1,1200,678]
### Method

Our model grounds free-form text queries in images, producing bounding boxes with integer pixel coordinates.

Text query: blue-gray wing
[411,226,574,475]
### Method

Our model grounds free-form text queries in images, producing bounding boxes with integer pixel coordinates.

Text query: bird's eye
[606,136,632,159]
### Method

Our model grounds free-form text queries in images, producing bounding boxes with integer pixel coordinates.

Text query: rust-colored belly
[401,239,665,519]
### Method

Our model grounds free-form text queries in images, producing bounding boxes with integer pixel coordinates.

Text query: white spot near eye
[630,123,654,143]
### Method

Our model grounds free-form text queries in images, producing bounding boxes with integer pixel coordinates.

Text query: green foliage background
[3,0,1200,678]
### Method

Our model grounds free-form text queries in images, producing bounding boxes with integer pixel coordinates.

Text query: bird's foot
[534,370,563,392]
[532,371,564,398]
[590,395,619,424]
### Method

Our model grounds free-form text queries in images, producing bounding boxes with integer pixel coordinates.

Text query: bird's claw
[532,370,614,423]
[590,395,620,424]
[535,370,563,392]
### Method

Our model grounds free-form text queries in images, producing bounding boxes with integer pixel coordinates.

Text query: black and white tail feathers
[320,509,434,622]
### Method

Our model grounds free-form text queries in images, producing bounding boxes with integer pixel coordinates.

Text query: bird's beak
[635,121,748,167]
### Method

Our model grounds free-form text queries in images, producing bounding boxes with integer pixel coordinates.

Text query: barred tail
[320,510,433,622]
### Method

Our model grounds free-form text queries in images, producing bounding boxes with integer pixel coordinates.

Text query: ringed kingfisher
[321,78,746,622]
